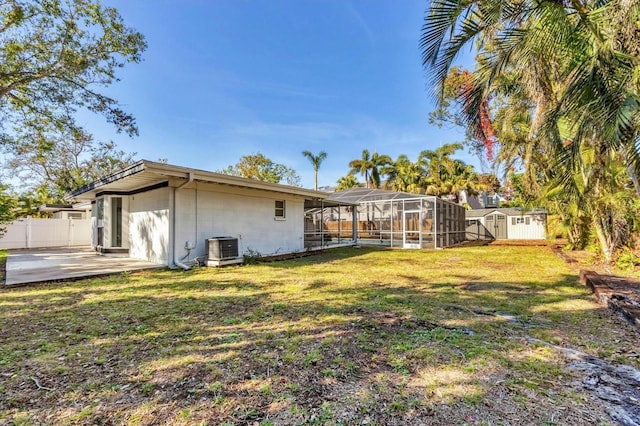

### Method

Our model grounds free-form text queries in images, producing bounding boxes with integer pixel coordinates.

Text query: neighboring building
[460,190,500,209]
[306,188,466,249]
[39,202,92,219]
[68,160,355,267]
[465,208,547,240]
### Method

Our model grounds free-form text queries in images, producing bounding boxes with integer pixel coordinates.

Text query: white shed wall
[173,183,305,261]
[128,187,170,264]
[507,214,546,240]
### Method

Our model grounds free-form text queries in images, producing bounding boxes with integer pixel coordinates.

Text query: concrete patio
[4,246,164,286]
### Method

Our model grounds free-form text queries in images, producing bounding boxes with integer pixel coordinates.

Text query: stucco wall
[128,187,170,264]
[173,183,305,261]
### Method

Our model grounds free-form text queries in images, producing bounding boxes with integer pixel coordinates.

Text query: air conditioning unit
[206,237,243,267]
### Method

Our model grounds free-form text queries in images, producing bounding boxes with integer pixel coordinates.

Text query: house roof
[39,201,92,212]
[328,188,441,204]
[67,160,333,201]
[465,207,547,218]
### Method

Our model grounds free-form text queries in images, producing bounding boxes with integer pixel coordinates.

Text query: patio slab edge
[2,264,165,288]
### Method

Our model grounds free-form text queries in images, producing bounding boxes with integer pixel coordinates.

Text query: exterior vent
[207,237,239,260]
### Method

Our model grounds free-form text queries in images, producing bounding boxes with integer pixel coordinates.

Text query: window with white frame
[275,200,286,218]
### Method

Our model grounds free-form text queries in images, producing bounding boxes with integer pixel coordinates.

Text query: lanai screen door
[403,210,421,248]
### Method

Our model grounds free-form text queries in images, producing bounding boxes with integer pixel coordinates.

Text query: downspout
[173,172,194,270]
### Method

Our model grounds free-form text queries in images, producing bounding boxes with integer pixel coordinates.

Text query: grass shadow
[1,245,637,425]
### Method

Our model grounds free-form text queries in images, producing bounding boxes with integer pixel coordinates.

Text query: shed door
[486,214,507,239]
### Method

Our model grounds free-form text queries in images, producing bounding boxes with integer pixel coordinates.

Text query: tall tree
[348,149,391,189]
[302,150,327,191]
[335,175,360,191]
[381,154,426,194]
[421,0,640,193]
[348,149,373,188]
[421,0,640,260]
[420,143,479,202]
[220,153,301,186]
[0,0,147,146]
[5,129,136,202]
[0,183,19,236]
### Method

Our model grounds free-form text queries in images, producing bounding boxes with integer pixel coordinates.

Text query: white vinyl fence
[0,217,92,249]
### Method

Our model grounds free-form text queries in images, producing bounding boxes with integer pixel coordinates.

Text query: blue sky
[89,0,477,189]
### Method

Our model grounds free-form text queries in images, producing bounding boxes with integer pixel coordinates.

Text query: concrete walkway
[4,247,164,286]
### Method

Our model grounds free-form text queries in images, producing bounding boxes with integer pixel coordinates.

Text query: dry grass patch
[1,245,638,425]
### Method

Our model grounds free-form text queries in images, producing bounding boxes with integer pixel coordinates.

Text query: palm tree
[419,143,478,201]
[335,175,360,191]
[348,149,392,189]
[348,149,373,188]
[368,152,392,189]
[421,1,640,259]
[421,0,640,194]
[381,154,426,193]
[302,150,327,191]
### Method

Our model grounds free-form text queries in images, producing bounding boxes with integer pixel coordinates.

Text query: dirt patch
[529,337,640,425]
[551,245,579,264]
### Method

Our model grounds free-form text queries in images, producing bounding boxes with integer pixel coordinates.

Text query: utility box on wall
[206,236,243,267]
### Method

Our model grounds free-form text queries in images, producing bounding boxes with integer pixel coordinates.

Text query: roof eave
[67,160,331,201]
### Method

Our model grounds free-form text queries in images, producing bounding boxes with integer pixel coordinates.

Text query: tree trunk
[593,216,614,263]
[621,144,640,198]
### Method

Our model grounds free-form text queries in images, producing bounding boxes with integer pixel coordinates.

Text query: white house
[459,190,501,209]
[68,160,354,267]
[465,208,547,240]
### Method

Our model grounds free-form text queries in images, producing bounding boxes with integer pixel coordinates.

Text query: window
[111,197,123,247]
[512,217,530,225]
[97,198,104,220]
[275,200,286,218]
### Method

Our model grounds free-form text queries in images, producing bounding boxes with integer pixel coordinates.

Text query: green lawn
[1,246,638,425]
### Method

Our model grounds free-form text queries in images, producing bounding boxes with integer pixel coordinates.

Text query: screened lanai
[304,188,465,249]
[303,198,357,250]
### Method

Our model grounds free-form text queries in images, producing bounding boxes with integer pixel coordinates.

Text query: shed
[465,208,547,240]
